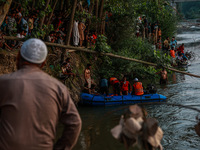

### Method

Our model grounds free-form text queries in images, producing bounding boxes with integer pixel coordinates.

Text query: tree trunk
[95,0,99,33]
[32,0,35,10]
[47,0,59,26]
[0,0,12,26]
[86,0,95,47]
[100,11,106,34]
[64,0,70,12]
[99,0,104,19]
[60,0,64,11]
[95,0,99,18]
[39,0,51,29]
[65,0,77,46]
[98,0,105,34]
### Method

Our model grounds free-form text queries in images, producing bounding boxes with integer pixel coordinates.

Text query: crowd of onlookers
[136,15,189,66]
[0,4,99,51]
[136,15,162,50]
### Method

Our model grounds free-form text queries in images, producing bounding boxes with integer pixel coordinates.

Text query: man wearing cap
[0,38,82,150]
[132,78,144,96]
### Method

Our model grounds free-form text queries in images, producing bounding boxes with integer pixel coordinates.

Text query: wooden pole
[3,36,200,78]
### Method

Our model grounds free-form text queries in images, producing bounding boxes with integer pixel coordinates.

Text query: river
[73,22,200,150]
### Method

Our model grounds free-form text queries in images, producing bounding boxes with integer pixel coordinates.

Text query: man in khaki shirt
[0,38,82,150]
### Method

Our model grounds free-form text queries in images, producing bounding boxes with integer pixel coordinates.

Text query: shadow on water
[72,23,200,150]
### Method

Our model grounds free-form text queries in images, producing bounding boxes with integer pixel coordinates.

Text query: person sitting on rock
[61,58,76,79]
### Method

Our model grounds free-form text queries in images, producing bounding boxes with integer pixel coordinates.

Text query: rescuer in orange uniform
[132,78,144,96]
[109,77,121,96]
[120,76,132,95]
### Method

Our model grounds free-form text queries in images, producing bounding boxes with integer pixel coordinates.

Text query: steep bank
[0,49,99,104]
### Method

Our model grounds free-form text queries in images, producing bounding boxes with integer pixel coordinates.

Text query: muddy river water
[73,22,200,150]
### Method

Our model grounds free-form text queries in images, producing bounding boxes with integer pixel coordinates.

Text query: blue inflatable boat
[80,93,167,106]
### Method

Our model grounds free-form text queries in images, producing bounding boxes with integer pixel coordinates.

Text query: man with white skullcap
[0,38,81,150]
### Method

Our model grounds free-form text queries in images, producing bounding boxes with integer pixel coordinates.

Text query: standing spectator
[147,23,152,41]
[136,24,140,38]
[154,23,158,43]
[84,64,92,89]
[73,20,80,47]
[7,12,17,35]
[170,37,177,50]
[28,15,34,33]
[78,21,86,47]
[15,13,22,32]
[157,36,162,50]
[21,16,28,34]
[1,16,8,32]
[33,14,39,28]
[158,28,162,39]
[0,38,81,150]
[163,37,170,52]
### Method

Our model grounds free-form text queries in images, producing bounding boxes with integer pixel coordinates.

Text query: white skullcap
[20,38,48,64]
[134,78,139,82]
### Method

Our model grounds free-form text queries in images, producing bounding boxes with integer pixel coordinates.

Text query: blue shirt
[100,79,108,87]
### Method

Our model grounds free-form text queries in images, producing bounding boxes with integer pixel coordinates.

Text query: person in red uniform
[178,43,188,60]
[170,47,176,58]
[132,78,144,96]
[120,76,132,95]
[109,77,121,96]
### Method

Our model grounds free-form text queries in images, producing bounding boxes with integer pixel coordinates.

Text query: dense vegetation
[0,0,177,83]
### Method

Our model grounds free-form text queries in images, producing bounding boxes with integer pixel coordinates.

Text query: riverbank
[73,22,200,150]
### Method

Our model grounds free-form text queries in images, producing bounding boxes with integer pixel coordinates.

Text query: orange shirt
[133,82,144,95]
[170,50,175,58]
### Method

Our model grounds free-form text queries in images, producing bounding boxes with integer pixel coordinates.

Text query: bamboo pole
[3,36,200,78]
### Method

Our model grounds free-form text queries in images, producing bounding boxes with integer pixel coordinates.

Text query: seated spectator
[61,58,76,79]
[0,32,12,51]
[57,32,64,45]
[46,31,56,43]
[16,30,26,48]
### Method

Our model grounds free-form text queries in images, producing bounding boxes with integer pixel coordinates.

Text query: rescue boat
[79,93,167,106]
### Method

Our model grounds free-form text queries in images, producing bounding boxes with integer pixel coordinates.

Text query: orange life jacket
[170,50,175,58]
[133,82,144,95]
[121,81,129,91]
[110,77,119,85]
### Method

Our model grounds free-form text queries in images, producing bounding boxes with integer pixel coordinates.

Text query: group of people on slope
[164,36,188,61]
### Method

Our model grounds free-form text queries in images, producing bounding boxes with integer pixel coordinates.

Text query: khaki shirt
[0,65,81,150]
